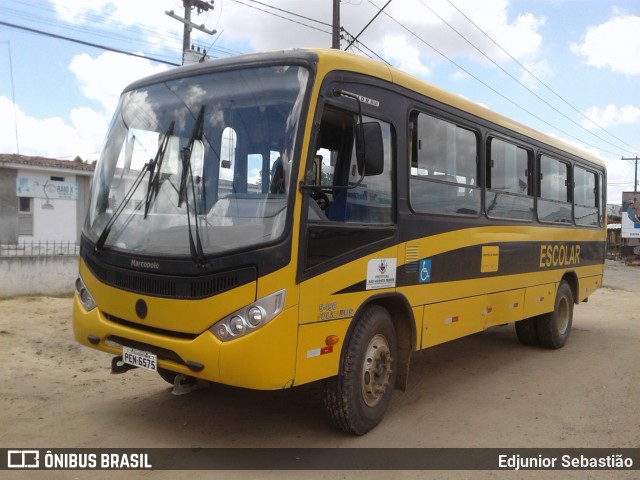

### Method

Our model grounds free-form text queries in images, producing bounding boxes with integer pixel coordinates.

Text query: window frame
[484,134,534,222]
[408,110,481,217]
[573,164,600,227]
[537,153,573,225]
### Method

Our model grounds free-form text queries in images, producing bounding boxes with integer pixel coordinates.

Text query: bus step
[172,374,208,396]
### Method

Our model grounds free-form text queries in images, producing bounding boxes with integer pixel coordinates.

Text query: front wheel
[536,280,574,349]
[323,305,397,435]
[157,367,179,385]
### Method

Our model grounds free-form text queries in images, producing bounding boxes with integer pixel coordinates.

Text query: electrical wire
[238,0,331,27]
[346,0,392,50]
[366,0,627,158]
[0,20,181,66]
[444,0,640,156]
[3,0,185,61]
[226,0,332,35]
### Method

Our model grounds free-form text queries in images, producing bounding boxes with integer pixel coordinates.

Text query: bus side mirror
[356,122,384,176]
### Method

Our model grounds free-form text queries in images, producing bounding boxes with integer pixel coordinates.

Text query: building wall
[0,168,18,242]
[15,168,84,243]
[31,197,78,242]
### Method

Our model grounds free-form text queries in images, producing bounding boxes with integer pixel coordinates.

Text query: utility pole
[166,0,216,64]
[332,0,340,49]
[621,156,639,194]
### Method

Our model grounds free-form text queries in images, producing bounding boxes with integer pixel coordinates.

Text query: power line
[0,20,181,66]
[366,0,630,158]
[342,27,390,65]
[5,1,185,50]
[416,0,636,157]
[346,0,393,50]
[227,0,332,35]
[444,0,640,156]
[365,0,622,157]
[240,0,331,27]
[0,3,185,63]
[1,41,20,154]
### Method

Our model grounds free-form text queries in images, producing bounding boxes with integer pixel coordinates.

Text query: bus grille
[84,254,255,300]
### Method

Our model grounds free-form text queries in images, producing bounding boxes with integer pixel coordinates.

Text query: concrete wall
[0,256,78,298]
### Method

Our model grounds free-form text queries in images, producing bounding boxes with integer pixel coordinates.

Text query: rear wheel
[515,317,539,346]
[536,280,574,349]
[323,305,397,435]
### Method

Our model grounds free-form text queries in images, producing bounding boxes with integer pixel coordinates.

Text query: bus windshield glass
[85,65,309,256]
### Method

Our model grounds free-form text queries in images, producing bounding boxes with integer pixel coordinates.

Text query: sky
[0,0,639,204]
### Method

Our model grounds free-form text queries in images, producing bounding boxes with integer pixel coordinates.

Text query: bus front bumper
[72,294,299,390]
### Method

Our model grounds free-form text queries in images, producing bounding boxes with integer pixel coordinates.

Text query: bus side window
[485,137,534,221]
[574,166,598,226]
[409,112,480,216]
[538,154,572,223]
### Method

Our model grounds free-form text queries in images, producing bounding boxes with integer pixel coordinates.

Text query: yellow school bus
[73,49,606,435]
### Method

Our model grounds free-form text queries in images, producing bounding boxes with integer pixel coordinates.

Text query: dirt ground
[1,261,638,479]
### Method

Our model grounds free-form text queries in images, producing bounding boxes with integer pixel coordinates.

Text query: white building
[0,154,94,244]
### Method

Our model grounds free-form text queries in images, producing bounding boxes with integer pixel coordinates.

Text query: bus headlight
[75,276,97,312]
[211,289,285,342]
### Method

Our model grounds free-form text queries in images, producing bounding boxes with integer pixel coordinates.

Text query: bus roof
[125,48,605,170]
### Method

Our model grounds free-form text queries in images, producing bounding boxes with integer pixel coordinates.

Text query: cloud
[69,51,168,113]
[369,0,546,67]
[47,1,547,77]
[0,97,107,160]
[1,51,168,160]
[581,104,640,129]
[50,0,184,52]
[571,13,640,75]
[380,36,430,77]
[518,59,553,88]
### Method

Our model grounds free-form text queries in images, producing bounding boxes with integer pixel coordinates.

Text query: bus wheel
[515,317,539,346]
[157,367,178,385]
[323,305,397,435]
[536,280,574,349]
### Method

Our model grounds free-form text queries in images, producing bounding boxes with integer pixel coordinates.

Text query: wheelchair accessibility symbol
[419,259,431,283]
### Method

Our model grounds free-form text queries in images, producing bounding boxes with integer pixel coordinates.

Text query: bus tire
[536,280,574,349]
[157,367,179,385]
[323,305,397,435]
[515,317,539,346]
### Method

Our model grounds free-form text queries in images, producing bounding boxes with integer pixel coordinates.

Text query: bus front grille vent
[84,254,251,299]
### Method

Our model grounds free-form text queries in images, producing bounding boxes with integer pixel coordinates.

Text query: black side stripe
[333,241,604,295]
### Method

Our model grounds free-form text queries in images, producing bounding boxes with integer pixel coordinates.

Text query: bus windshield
[85,65,309,256]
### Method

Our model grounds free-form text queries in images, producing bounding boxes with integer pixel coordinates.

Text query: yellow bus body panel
[294,318,352,386]
[78,259,256,335]
[218,305,298,389]
[74,260,300,390]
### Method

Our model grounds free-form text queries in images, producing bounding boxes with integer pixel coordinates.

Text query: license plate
[123,346,157,371]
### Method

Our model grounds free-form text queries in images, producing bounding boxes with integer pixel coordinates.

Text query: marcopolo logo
[130,259,160,270]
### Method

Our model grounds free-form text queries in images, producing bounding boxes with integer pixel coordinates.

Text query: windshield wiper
[178,106,204,208]
[94,122,174,253]
[178,106,207,268]
[144,121,175,219]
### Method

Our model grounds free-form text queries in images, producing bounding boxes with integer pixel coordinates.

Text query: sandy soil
[1,261,638,479]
